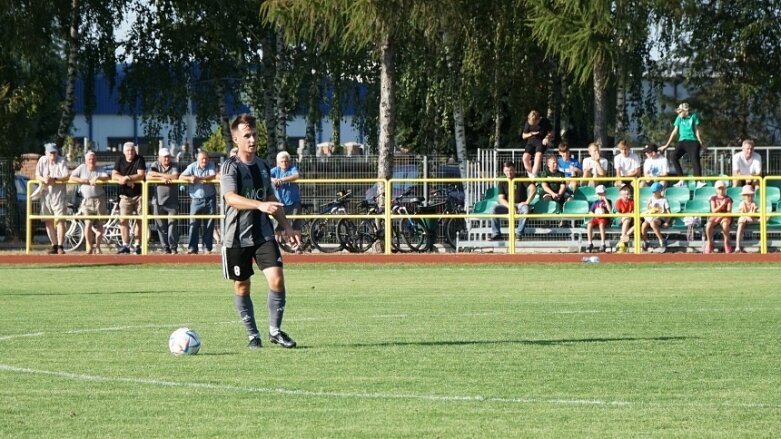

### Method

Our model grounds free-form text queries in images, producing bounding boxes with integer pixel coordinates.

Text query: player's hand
[259,201,283,214]
[285,228,302,249]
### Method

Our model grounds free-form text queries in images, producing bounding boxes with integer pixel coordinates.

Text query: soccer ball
[168,327,201,356]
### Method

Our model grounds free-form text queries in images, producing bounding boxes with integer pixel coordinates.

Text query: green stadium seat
[726,187,745,202]
[683,199,711,214]
[532,199,560,215]
[764,186,780,205]
[574,186,597,203]
[483,187,499,201]
[562,199,590,214]
[664,186,691,210]
[693,187,717,200]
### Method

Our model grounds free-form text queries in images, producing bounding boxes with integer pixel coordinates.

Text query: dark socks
[234,294,259,339]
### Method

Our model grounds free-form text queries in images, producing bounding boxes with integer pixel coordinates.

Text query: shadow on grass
[5,290,191,296]
[9,263,131,269]
[336,336,694,348]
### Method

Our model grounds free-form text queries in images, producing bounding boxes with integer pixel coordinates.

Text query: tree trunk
[330,76,342,147]
[274,27,287,154]
[305,76,319,155]
[216,82,231,153]
[547,57,560,144]
[615,70,627,139]
[443,32,467,173]
[56,0,79,149]
[261,28,276,161]
[2,163,20,241]
[592,59,609,148]
[377,34,396,184]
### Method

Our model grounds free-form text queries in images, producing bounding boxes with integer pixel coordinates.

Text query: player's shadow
[6,290,189,296]
[337,336,693,348]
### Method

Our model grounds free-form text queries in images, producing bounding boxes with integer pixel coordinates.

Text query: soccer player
[220,113,302,349]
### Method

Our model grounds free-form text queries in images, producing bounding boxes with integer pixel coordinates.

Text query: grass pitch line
[0,363,631,407]
[0,321,238,343]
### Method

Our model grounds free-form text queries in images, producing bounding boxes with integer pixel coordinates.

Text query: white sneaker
[673,181,687,188]
[696,182,707,189]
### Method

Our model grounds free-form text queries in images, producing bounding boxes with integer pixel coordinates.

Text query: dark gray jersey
[220,156,276,248]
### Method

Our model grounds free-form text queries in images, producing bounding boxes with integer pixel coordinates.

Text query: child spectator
[614,184,635,252]
[556,144,582,192]
[641,182,671,253]
[540,155,572,211]
[582,142,609,187]
[734,185,758,253]
[641,143,669,187]
[704,180,733,254]
[585,185,612,252]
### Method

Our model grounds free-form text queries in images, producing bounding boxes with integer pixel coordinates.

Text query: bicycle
[309,190,353,253]
[277,202,314,253]
[63,198,138,252]
[428,184,467,249]
[348,188,431,253]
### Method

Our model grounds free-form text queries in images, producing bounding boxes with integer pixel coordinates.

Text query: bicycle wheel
[399,218,430,252]
[309,218,344,253]
[351,219,379,253]
[63,220,85,252]
[336,219,361,253]
[444,218,466,249]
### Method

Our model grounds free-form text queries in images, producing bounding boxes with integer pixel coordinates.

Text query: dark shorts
[524,141,547,155]
[221,239,283,281]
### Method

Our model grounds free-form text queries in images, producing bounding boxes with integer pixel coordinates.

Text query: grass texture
[0,262,779,438]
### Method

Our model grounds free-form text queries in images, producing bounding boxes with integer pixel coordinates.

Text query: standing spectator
[490,161,537,241]
[585,185,612,253]
[581,142,609,187]
[614,184,635,253]
[660,102,706,188]
[641,143,670,187]
[641,182,671,253]
[69,150,109,254]
[731,139,762,189]
[112,142,146,254]
[556,143,582,192]
[540,155,572,212]
[613,140,641,188]
[148,148,180,254]
[35,143,70,254]
[181,150,218,254]
[220,113,301,349]
[520,110,553,178]
[270,151,303,245]
[735,185,758,253]
[703,180,733,254]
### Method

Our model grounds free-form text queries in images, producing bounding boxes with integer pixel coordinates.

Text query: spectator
[148,148,180,254]
[585,185,612,253]
[581,142,609,187]
[35,143,70,254]
[520,110,553,178]
[660,102,706,188]
[69,150,109,254]
[641,143,669,187]
[490,161,537,241]
[641,182,671,253]
[614,184,635,253]
[556,143,582,192]
[112,142,146,254]
[540,155,572,213]
[270,151,303,246]
[731,139,761,189]
[613,139,641,188]
[703,180,733,254]
[735,185,758,253]
[181,150,218,254]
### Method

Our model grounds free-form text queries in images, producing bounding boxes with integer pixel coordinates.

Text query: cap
[676,102,690,113]
[158,148,171,157]
[714,180,726,189]
[642,143,658,153]
[650,182,664,193]
[741,185,755,196]
[44,143,58,154]
[595,184,606,194]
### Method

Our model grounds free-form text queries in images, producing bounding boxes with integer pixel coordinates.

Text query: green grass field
[1,262,779,438]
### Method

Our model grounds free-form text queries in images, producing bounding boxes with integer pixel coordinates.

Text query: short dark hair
[230,113,256,132]
[502,161,516,168]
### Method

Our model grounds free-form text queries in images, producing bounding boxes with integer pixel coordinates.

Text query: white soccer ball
[168,327,201,356]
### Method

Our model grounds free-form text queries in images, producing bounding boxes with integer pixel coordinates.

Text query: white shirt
[614,152,641,177]
[643,156,669,178]
[582,157,609,176]
[732,151,762,176]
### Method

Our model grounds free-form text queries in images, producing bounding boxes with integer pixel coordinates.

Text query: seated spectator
[540,155,573,211]
[614,184,635,252]
[735,184,757,253]
[641,182,671,253]
[490,161,537,241]
[732,139,761,189]
[641,143,669,187]
[582,142,609,187]
[556,143,582,192]
[613,139,641,188]
[585,185,611,253]
[704,180,733,254]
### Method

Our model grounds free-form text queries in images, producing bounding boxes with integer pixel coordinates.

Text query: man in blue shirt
[556,143,582,193]
[181,150,218,254]
[270,151,302,243]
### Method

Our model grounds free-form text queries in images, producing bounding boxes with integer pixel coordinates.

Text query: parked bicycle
[428,184,467,249]
[309,190,353,253]
[277,202,313,253]
[63,198,138,252]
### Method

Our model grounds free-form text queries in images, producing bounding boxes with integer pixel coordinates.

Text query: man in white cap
[660,102,706,188]
[69,150,110,253]
[35,143,70,254]
[148,147,180,253]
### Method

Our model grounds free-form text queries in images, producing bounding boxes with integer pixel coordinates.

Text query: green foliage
[1,263,781,437]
